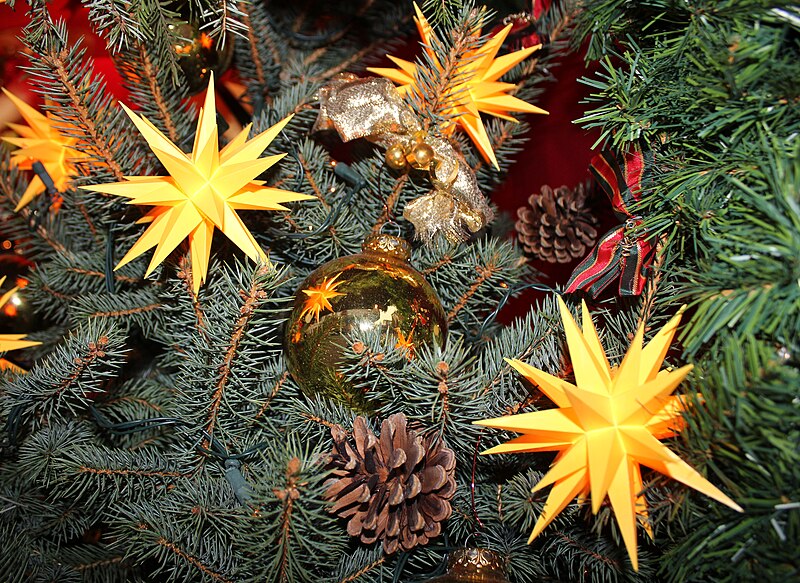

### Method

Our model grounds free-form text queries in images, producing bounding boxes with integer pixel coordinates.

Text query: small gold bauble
[170,21,234,94]
[410,142,435,170]
[425,548,511,583]
[385,143,409,170]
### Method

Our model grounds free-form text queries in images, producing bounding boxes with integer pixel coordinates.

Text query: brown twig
[636,235,667,332]
[471,121,514,175]
[155,538,233,583]
[77,467,187,478]
[65,267,141,285]
[308,41,381,82]
[204,266,270,439]
[42,50,125,181]
[420,254,453,275]
[413,21,478,127]
[370,174,408,234]
[253,370,290,422]
[337,557,386,583]
[76,202,100,244]
[54,336,109,398]
[88,303,162,319]
[138,43,180,144]
[303,0,378,74]
[481,321,560,399]
[74,556,126,572]
[296,150,330,209]
[238,3,268,89]
[0,167,67,253]
[177,256,209,340]
[39,283,72,301]
[554,530,620,569]
[300,412,341,432]
[275,459,304,582]
[446,263,497,322]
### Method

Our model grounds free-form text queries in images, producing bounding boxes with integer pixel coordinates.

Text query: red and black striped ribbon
[565,144,656,297]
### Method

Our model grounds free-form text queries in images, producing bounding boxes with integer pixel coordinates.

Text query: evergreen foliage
[0,0,797,582]
[573,0,800,580]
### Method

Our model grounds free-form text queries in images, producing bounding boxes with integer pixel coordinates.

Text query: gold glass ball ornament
[409,141,436,170]
[170,22,234,94]
[426,548,511,583]
[385,142,409,170]
[284,233,447,411]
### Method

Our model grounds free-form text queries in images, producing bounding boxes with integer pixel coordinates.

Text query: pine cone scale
[388,479,404,505]
[420,465,447,493]
[389,447,407,469]
[329,482,371,513]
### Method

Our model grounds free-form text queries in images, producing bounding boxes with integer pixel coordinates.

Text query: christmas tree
[0,0,797,582]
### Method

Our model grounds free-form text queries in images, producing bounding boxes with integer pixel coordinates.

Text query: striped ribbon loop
[565,144,656,297]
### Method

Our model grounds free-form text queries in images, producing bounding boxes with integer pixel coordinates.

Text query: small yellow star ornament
[475,298,742,570]
[83,74,313,293]
[2,88,88,211]
[0,276,41,373]
[368,3,547,168]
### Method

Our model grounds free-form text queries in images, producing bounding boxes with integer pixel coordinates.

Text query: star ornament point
[475,297,742,570]
[0,276,41,372]
[83,74,314,294]
[368,2,547,168]
[2,88,88,211]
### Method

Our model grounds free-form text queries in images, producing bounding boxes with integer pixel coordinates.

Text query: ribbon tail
[619,236,656,296]
[565,227,626,297]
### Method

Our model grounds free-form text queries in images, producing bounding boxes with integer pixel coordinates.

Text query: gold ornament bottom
[284,234,447,411]
[426,548,511,583]
[170,21,234,94]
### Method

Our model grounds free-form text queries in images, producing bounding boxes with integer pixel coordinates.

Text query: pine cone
[516,183,598,263]
[325,414,456,554]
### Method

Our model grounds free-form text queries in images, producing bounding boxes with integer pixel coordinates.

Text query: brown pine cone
[325,414,456,554]
[516,183,598,263]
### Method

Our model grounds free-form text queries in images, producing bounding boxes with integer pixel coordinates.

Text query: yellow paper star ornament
[2,88,88,211]
[83,74,313,294]
[368,2,547,168]
[0,276,41,372]
[475,298,742,570]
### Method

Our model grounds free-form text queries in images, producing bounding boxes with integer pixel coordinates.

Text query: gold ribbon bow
[314,75,493,243]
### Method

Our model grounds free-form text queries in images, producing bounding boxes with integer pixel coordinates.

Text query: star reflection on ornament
[394,327,415,359]
[299,273,346,323]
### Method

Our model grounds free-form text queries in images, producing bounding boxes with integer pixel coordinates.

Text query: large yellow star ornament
[368,3,547,168]
[83,74,313,293]
[475,298,742,570]
[2,88,88,211]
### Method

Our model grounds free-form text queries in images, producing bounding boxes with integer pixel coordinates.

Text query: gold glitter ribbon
[314,75,493,243]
